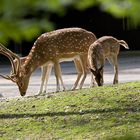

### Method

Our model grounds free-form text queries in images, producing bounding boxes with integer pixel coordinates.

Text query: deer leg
[79,54,88,89]
[38,65,48,95]
[59,67,66,91]
[43,64,53,93]
[108,55,118,84]
[71,58,83,90]
[113,56,118,84]
[54,61,65,92]
[90,73,97,87]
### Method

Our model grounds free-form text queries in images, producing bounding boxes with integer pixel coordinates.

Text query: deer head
[0,43,30,96]
[90,66,104,86]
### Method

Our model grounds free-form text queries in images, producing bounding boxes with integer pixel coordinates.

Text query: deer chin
[20,92,26,96]
[97,83,103,86]
[18,87,27,96]
[18,86,27,96]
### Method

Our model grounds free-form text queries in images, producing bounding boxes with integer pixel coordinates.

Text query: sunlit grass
[0,81,140,140]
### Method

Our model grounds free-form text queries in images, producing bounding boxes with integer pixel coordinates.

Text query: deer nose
[98,83,103,86]
[21,92,26,96]
[98,83,102,86]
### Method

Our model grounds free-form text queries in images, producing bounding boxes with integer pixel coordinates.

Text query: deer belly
[59,55,80,62]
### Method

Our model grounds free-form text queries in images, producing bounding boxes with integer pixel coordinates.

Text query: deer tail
[118,40,129,49]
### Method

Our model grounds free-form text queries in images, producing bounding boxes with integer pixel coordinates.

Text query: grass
[0,81,140,140]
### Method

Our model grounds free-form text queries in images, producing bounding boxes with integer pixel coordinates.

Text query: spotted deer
[0,28,97,96]
[13,56,86,94]
[88,36,129,86]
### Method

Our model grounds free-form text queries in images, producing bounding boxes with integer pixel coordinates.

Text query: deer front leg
[90,73,97,87]
[54,61,65,92]
[38,66,48,95]
[43,64,53,93]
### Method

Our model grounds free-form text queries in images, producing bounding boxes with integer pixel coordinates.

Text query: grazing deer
[13,56,86,94]
[13,56,64,93]
[0,28,97,96]
[88,36,129,86]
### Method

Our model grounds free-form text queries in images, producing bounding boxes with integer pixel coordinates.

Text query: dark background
[9,6,140,55]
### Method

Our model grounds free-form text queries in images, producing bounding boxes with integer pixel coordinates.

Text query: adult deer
[88,36,129,86]
[13,56,86,94]
[0,28,97,96]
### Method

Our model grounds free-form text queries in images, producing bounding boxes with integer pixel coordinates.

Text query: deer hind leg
[108,55,118,84]
[71,58,83,90]
[78,54,88,89]
[54,61,65,92]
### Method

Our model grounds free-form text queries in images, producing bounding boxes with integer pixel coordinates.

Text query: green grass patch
[0,81,140,140]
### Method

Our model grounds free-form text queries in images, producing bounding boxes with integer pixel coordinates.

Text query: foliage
[97,0,140,27]
[0,0,140,43]
[0,81,140,139]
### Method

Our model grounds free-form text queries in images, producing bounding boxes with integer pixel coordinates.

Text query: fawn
[88,36,129,86]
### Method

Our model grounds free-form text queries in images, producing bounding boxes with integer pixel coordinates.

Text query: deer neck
[22,46,42,75]
[91,56,98,71]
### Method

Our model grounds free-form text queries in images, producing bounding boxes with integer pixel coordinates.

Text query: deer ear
[90,68,97,76]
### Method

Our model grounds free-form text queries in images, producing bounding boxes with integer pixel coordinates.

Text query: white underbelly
[59,55,80,62]
[42,55,80,67]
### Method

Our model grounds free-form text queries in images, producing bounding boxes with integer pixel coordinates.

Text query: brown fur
[88,36,129,86]
[0,28,97,96]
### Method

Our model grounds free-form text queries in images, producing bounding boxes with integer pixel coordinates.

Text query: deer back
[24,28,97,72]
